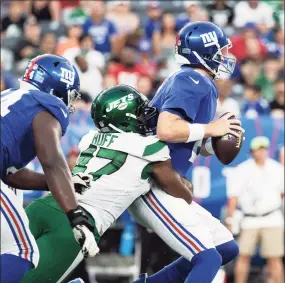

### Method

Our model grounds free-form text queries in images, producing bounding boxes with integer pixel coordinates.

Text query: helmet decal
[60,67,75,87]
[106,93,134,112]
[200,31,218,48]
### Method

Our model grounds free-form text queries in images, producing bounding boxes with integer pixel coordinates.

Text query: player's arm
[3,168,48,190]
[157,111,243,143]
[32,111,77,212]
[151,160,193,204]
[4,168,91,192]
[33,111,99,257]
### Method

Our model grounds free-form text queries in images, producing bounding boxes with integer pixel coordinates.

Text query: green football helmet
[91,85,157,135]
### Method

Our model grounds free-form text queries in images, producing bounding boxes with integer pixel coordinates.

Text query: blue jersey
[0,88,69,179]
[150,66,218,176]
[82,18,117,54]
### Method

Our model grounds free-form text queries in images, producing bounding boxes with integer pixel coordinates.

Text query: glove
[72,173,92,194]
[67,206,99,258]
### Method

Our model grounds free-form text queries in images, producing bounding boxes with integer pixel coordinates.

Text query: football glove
[67,206,99,258]
[72,173,92,194]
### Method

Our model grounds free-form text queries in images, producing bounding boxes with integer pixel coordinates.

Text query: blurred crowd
[1,1,284,129]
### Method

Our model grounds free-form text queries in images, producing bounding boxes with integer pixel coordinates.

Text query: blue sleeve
[30,91,69,136]
[109,21,117,36]
[161,75,206,122]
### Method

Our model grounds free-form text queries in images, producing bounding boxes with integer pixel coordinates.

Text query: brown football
[211,113,243,165]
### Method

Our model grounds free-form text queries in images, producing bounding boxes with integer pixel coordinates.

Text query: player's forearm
[157,112,211,143]
[33,111,79,212]
[152,160,193,204]
[3,168,48,190]
[158,175,193,204]
[41,153,78,212]
[157,113,191,143]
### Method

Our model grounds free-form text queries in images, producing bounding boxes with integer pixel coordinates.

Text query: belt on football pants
[244,208,280,218]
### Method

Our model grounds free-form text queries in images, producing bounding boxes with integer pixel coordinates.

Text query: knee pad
[216,240,239,265]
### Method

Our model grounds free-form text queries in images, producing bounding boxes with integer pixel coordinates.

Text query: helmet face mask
[91,85,157,136]
[212,39,236,77]
[137,99,157,135]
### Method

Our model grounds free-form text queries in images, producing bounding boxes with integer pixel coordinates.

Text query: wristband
[205,138,215,155]
[186,123,205,143]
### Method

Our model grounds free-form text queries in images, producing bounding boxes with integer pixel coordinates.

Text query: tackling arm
[151,160,193,204]
[33,111,78,212]
[3,168,48,190]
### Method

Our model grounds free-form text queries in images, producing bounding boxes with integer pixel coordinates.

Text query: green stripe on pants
[21,194,100,283]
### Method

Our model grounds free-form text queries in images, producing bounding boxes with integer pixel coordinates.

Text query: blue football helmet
[22,54,80,112]
[175,21,236,79]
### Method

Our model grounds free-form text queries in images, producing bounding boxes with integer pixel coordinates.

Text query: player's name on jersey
[92,133,119,148]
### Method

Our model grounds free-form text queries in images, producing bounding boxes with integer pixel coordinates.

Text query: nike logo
[189,76,199,84]
[60,108,68,118]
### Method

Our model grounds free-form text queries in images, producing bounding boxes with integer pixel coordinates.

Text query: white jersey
[74,130,170,235]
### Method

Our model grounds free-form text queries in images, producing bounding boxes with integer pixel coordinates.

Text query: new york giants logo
[200,31,218,47]
[60,68,75,87]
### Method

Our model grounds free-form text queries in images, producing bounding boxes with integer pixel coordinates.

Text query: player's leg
[0,186,39,283]
[190,202,239,265]
[129,189,222,283]
[138,202,239,283]
[22,195,99,283]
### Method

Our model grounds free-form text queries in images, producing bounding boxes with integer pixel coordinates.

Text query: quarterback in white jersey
[22,85,193,283]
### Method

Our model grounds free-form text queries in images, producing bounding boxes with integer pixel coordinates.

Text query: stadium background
[1,0,284,282]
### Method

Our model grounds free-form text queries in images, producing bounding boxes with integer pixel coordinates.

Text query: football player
[0,54,98,283]
[21,85,193,283]
[130,21,244,283]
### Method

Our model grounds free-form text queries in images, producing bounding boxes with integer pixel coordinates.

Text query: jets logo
[200,31,218,47]
[106,94,134,112]
[60,68,75,87]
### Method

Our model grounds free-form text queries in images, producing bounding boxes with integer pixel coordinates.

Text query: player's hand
[205,112,245,138]
[67,206,99,258]
[72,173,92,194]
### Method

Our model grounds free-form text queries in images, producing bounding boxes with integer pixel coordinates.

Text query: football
[212,113,243,165]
